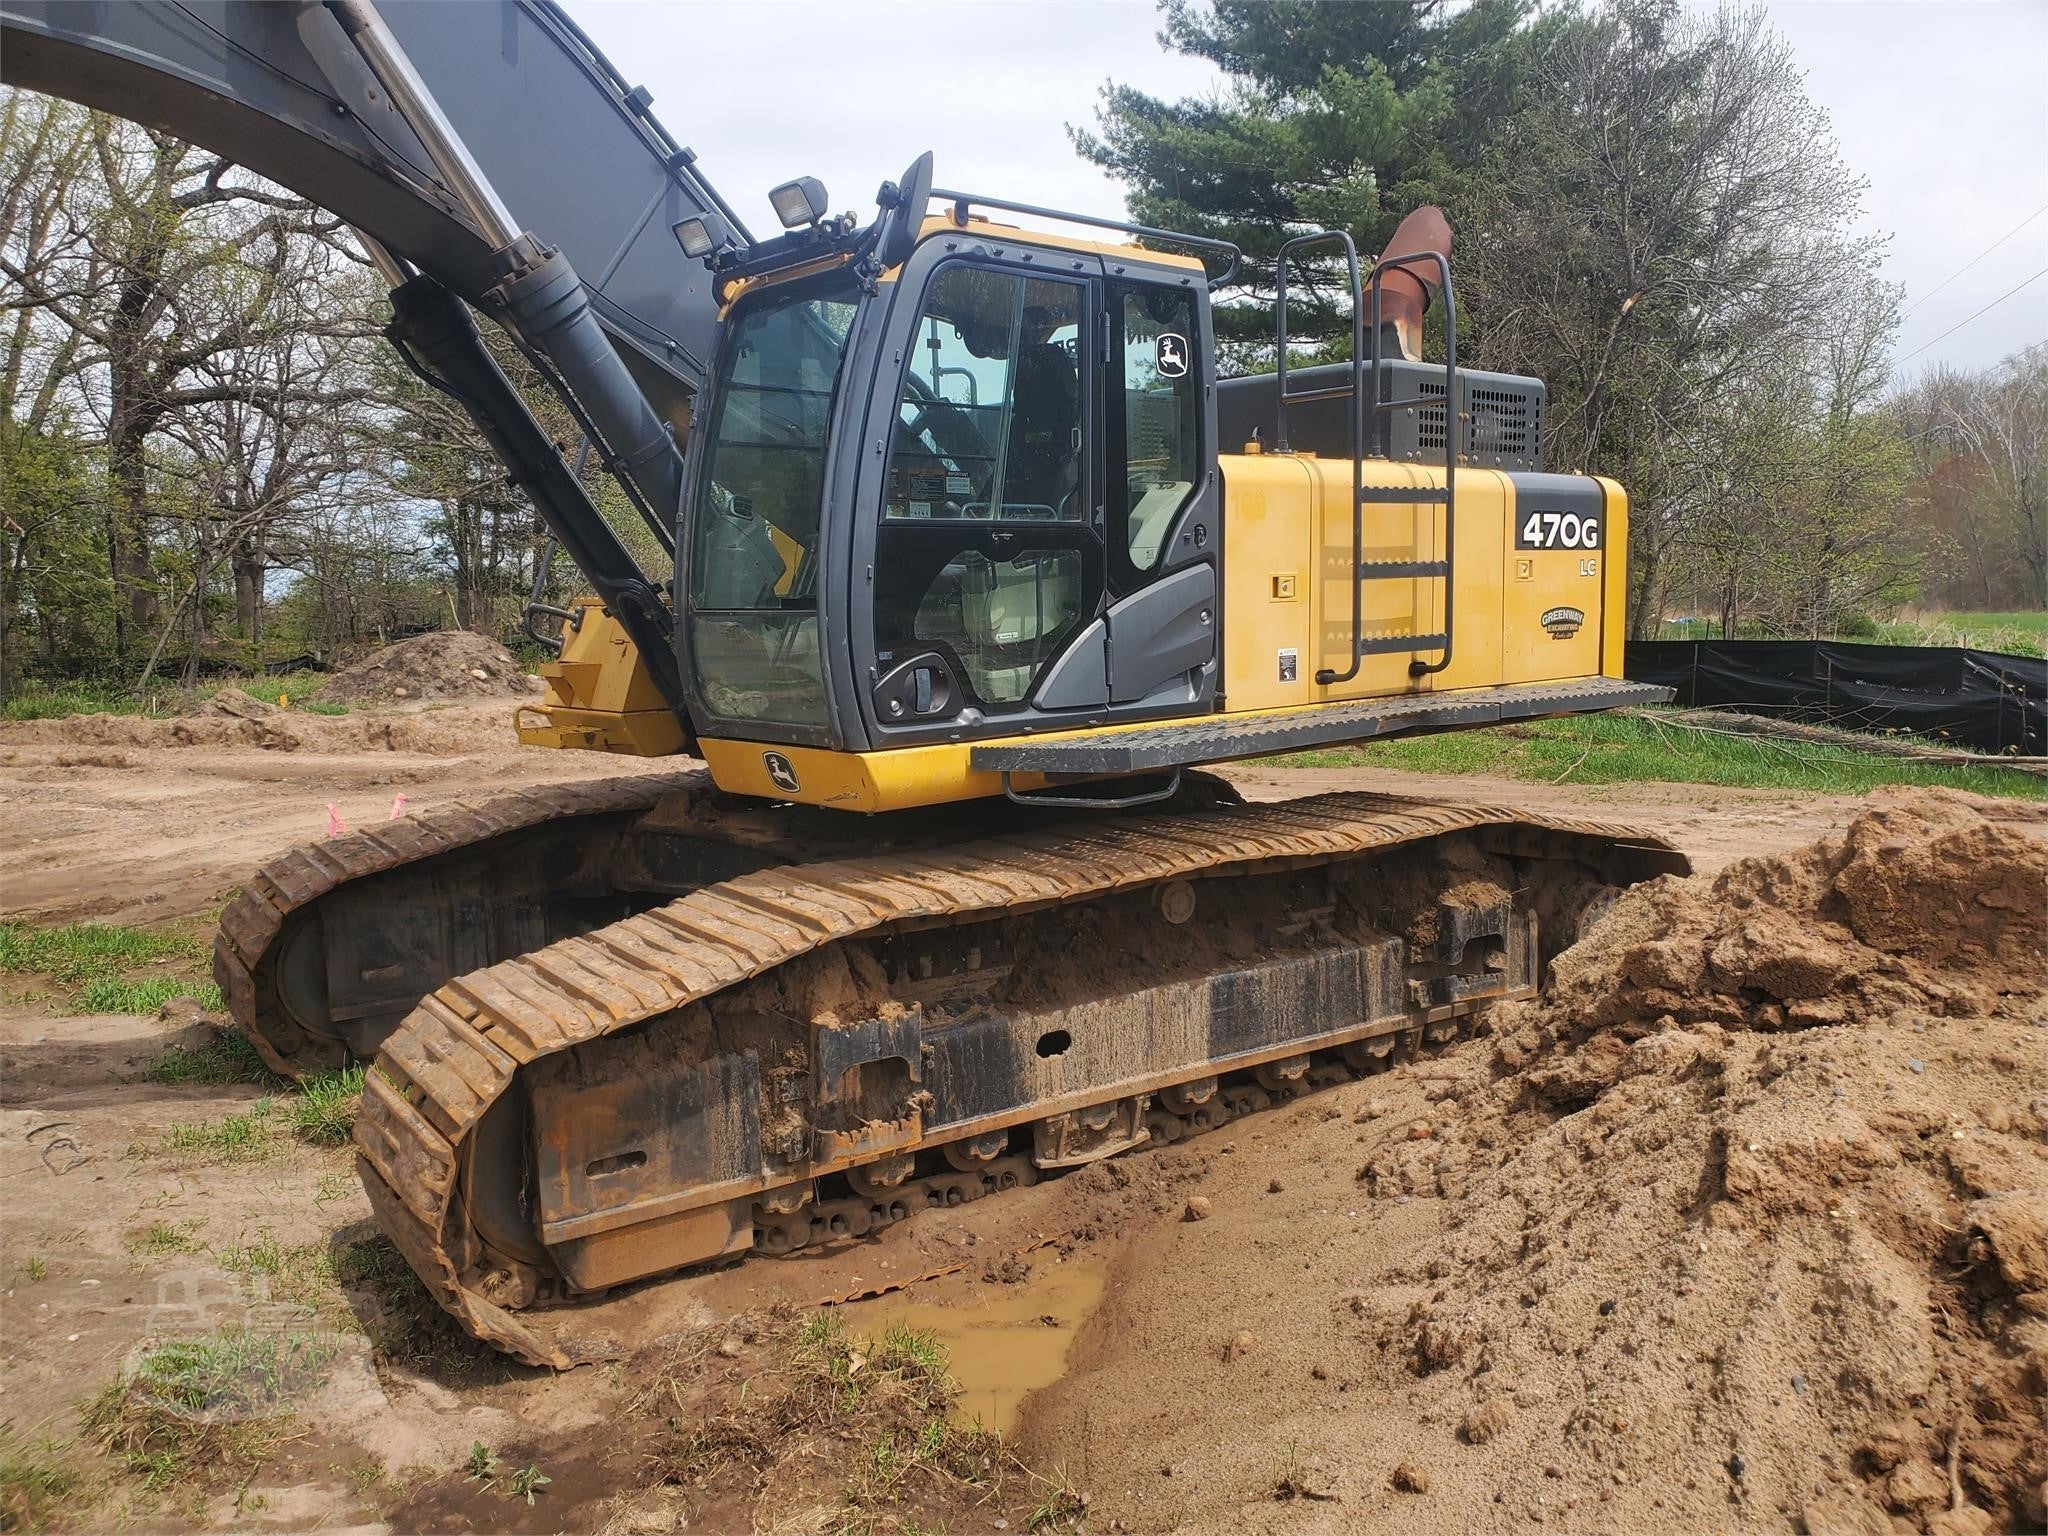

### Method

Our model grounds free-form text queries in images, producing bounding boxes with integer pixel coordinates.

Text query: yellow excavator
[5,0,1684,1365]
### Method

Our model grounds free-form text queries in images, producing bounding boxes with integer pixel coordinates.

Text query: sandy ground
[1,707,2041,1533]
[0,704,1910,929]
[0,704,646,927]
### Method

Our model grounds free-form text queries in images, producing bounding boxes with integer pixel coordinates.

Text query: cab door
[867,258,1103,728]
[841,239,1220,749]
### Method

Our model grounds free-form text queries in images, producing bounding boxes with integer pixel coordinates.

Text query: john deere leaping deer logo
[762,752,801,794]
[1155,333,1188,378]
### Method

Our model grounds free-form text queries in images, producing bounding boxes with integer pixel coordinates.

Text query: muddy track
[213,771,710,1077]
[348,792,1685,1368]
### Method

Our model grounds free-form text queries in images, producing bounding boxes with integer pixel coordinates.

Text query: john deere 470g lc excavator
[5,0,1685,1365]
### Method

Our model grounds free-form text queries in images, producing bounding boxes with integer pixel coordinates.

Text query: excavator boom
[2,0,744,714]
[2,0,736,393]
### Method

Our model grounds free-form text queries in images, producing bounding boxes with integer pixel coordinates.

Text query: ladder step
[1358,632,1448,656]
[1359,486,1450,503]
[1358,560,1448,580]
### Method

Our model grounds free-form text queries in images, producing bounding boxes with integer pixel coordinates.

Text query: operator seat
[1005,339,1079,516]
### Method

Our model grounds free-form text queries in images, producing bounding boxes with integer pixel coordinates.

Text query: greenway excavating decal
[1540,606,1586,640]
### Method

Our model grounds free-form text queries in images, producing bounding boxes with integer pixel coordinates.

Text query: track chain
[750,1018,1453,1265]
[352,791,1684,1367]
[753,1155,1043,1258]
[213,770,710,1076]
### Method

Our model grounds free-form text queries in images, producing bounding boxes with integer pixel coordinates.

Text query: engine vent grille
[1419,380,1541,461]
[1213,361,1547,471]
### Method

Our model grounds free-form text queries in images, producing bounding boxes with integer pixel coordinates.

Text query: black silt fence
[1624,640,2045,757]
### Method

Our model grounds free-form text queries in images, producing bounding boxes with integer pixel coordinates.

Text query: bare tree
[1946,345,2047,602]
[3,109,363,664]
[1456,0,1881,635]
[1890,346,2048,613]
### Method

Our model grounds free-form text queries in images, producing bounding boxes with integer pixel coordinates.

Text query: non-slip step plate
[970,678,1672,775]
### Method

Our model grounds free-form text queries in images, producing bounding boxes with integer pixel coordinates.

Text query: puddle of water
[833,1255,1108,1437]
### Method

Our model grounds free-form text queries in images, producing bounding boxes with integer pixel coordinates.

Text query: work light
[672,216,715,259]
[768,176,828,229]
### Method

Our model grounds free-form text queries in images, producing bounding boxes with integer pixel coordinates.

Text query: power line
[1903,203,2048,317]
[1895,264,2048,366]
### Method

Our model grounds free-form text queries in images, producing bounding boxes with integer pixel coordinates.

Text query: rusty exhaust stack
[1375,205,1452,362]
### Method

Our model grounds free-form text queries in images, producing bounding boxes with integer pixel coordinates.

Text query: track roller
[943,1133,1008,1171]
[1253,1054,1310,1093]
[847,1154,916,1199]
[1342,1034,1400,1073]
[1161,1077,1218,1115]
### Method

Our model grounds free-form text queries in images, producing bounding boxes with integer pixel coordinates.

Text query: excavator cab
[676,205,1226,791]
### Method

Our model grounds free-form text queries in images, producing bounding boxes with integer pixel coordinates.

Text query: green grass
[216,1233,336,1308]
[83,1327,339,1494]
[144,1066,365,1166]
[635,1310,1047,1530]
[0,1430,91,1533]
[264,670,329,705]
[145,1031,281,1088]
[331,1229,487,1376]
[264,671,350,713]
[1268,709,2047,799]
[1876,609,2048,657]
[334,1233,423,1297]
[124,1221,206,1258]
[287,1066,366,1147]
[461,1442,551,1507]
[0,921,196,981]
[0,920,219,1014]
[0,681,158,720]
[158,1102,280,1164]
[0,670,359,719]
[873,1324,954,1410]
[79,975,224,1014]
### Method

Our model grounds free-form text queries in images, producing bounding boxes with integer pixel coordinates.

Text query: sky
[570,0,2048,378]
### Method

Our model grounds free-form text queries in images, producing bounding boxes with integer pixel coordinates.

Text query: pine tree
[1072,0,1537,359]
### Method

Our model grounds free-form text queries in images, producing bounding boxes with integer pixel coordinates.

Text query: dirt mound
[196,685,280,719]
[1027,789,2047,1535]
[1525,786,2042,1050]
[0,701,525,755]
[311,630,538,704]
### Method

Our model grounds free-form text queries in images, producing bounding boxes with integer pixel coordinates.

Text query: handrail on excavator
[930,187,1242,289]
[1368,249,1458,678]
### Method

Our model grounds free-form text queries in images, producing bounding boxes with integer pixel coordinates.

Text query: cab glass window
[687,275,858,725]
[886,267,1083,522]
[1113,285,1199,571]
